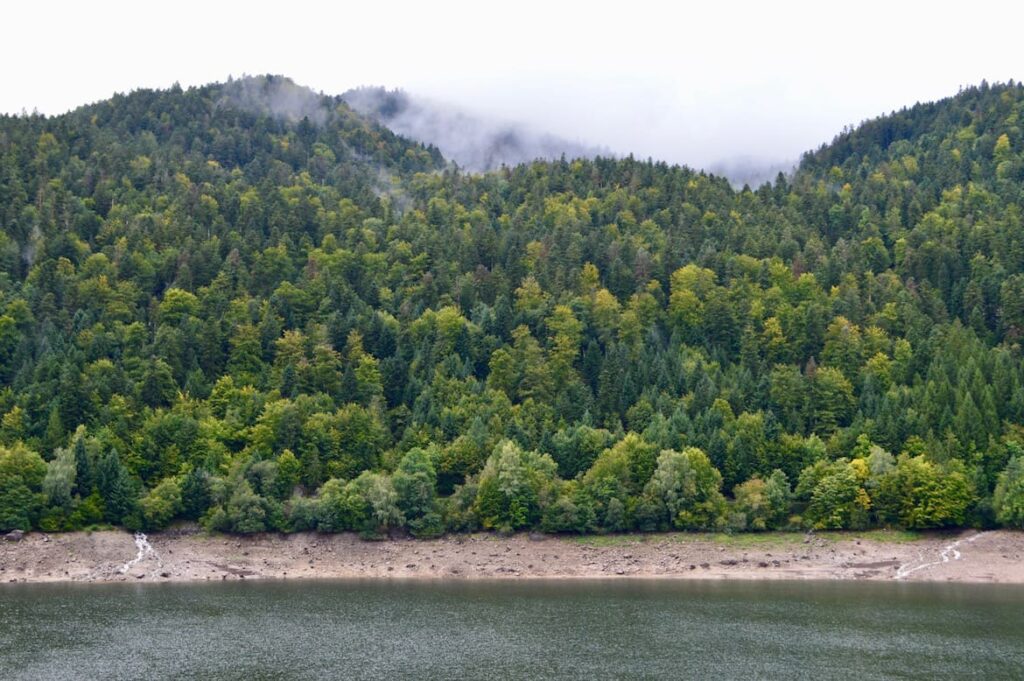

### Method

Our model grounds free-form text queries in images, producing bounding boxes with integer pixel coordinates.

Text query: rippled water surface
[1,579,1022,679]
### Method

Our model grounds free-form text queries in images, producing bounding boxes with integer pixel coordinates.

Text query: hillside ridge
[0,77,1022,539]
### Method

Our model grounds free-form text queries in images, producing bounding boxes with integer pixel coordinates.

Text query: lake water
[1,579,1021,679]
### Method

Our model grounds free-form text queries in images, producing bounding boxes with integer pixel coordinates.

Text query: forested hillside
[2,76,1024,536]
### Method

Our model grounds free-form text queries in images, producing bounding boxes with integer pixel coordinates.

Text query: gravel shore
[2,528,1022,585]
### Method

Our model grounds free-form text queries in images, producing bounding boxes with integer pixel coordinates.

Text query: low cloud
[219,75,330,126]
[342,87,610,171]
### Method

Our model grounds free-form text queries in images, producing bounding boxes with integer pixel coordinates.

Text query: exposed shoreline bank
[2,528,1022,585]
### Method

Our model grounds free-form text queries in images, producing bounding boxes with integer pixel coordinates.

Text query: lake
[1,579,1021,679]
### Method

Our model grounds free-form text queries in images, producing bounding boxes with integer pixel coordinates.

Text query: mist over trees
[1,75,1024,536]
[342,86,607,172]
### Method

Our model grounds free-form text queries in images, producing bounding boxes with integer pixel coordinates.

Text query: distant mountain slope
[342,86,608,171]
[71,74,443,191]
[0,75,445,246]
[798,80,1024,186]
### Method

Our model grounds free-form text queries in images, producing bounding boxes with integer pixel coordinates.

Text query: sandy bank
[2,528,1022,585]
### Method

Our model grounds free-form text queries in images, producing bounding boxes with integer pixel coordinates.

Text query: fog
[3,0,1022,173]
[342,87,609,172]
[219,77,329,127]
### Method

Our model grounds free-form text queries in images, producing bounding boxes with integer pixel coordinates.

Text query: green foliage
[588,433,658,497]
[732,470,792,531]
[180,467,212,520]
[95,449,139,526]
[540,481,597,534]
[1,77,1023,536]
[205,476,279,534]
[641,447,728,531]
[275,449,302,499]
[798,459,871,530]
[879,455,975,529]
[549,425,613,479]
[72,434,94,498]
[70,490,105,529]
[393,447,442,537]
[43,445,77,510]
[994,456,1024,527]
[317,471,402,538]
[474,440,559,532]
[140,476,184,530]
[0,444,47,531]
[285,494,320,531]
[315,478,357,532]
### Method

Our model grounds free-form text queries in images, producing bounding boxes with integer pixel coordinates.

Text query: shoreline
[2,528,1022,585]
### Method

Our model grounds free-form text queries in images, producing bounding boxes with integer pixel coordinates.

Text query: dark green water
[1,579,1021,680]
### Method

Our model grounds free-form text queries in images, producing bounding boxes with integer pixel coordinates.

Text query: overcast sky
[4,0,1022,170]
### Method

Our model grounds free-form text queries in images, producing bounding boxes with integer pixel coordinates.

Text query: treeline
[4,427,1023,536]
[1,76,1024,536]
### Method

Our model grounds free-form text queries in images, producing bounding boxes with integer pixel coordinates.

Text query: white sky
[3,0,1022,169]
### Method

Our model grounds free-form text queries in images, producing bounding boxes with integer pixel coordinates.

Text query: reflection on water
[1,579,1022,680]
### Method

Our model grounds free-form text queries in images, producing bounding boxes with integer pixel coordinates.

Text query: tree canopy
[1,76,1023,535]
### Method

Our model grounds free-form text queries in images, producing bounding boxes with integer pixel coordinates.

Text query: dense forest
[2,75,1024,537]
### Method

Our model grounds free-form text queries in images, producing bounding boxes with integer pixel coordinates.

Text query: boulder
[4,529,24,542]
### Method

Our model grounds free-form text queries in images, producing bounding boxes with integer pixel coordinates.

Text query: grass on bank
[571,529,924,548]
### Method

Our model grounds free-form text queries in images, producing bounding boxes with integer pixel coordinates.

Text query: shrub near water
[994,457,1024,527]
